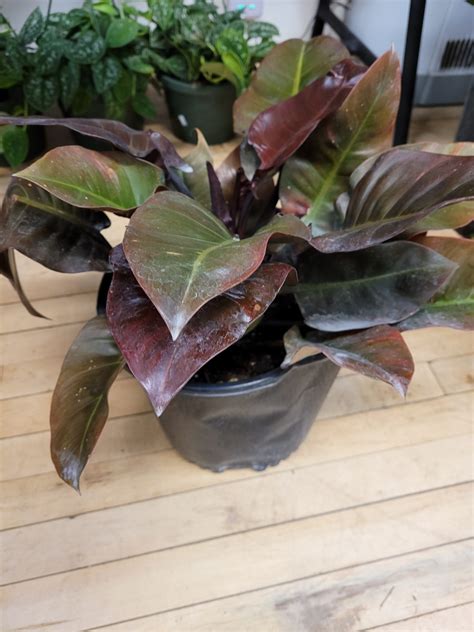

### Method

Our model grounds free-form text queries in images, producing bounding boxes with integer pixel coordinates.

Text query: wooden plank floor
[1,107,473,631]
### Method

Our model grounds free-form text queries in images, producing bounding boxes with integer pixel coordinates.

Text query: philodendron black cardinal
[1,36,473,490]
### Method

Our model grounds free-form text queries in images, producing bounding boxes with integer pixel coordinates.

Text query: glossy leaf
[0,178,111,273]
[0,116,189,172]
[65,31,106,64]
[401,143,474,234]
[234,36,350,134]
[106,18,139,48]
[15,146,164,213]
[280,50,400,234]
[2,126,28,167]
[183,129,213,207]
[50,316,125,491]
[247,59,366,171]
[295,241,457,331]
[0,248,45,318]
[123,190,311,339]
[399,236,474,331]
[311,149,474,253]
[107,246,293,415]
[283,325,414,396]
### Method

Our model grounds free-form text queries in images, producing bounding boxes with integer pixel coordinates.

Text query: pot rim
[182,353,325,396]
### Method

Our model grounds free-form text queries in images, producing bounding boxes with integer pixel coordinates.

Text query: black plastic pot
[96,273,339,472]
[161,74,236,145]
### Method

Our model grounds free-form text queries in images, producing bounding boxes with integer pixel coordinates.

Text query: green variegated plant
[1,36,473,490]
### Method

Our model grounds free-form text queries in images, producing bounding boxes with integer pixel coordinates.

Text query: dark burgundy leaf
[206,162,233,230]
[283,324,414,396]
[247,59,366,171]
[50,316,125,491]
[398,236,474,331]
[295,241,457,331]
[311,148,474,253]
[107,246,293,415]
[0,116,189,171]
[123,190,310,339]
[0,178,111,273]
[0,248,46,318]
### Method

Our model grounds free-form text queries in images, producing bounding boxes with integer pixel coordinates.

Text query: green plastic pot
[161,74,236,145]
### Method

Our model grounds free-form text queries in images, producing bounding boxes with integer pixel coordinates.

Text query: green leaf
[2,126,28,167]
[201,61,241,91]
[0,177,111,273]
[19,7,44,44]
[65,31,106,64]
[112,69,133,103]
[399,236,474,331]
[124,55,154,74]
[92,56,123,94]
[123,190,311,339]
[93,2,119,17]
[106,18,139,48]
[234,36,350,134]
[16,147,164,213]
[280,50,400,235]
[183,129,213,207]
[283,325,414,397]
[35,28,64,75]
[24,75,58,112]
[131,92,156,119]
[294,241,458,331]
[59,61,81,111]
[103,90,127,121]
[50,316,125,490]
[311,148,474,253]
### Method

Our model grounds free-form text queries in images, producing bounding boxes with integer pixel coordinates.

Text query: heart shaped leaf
[0,116,189,171]
[283,324,414,396]
[295,240,457,331]
[107,246,293,415]
[15,146,164,213]
[280,50,400,234]
[247,59,366,171]
[0,178,111,273]
[311,148,474,253]
[123,190,310,339]
[50,316,125,491]
[398,236,474,331]
[234,36,350,134]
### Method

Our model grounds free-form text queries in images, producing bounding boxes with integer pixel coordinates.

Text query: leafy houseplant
[145,0,279,144]
[0,1,156,165]
[1,36,473,491]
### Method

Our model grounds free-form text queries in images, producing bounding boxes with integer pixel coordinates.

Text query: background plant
[0,35,472,491]
[0,0,155,165]
[146,0,279,93]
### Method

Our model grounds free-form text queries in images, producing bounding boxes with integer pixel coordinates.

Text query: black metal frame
[312,0,427,145]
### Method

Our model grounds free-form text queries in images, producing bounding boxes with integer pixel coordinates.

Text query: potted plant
[1,36,472,492]
[53,1,156,128]
[145,0,278,144]
[0,9,51,167]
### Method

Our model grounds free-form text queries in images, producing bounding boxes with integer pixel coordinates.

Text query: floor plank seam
[2,431,472,531]
[2,482,472,585]
[358,599,474,631]
[81,538,474,632]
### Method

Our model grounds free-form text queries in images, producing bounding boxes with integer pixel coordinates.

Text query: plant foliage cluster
[0,0,278,166]
[0,36,472,491]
